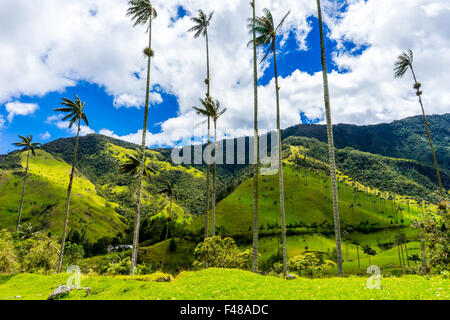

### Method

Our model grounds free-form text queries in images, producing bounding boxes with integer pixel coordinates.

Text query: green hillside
[0,150,126,240]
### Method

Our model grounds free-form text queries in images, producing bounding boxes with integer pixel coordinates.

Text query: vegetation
[53,95,89,273]
[394,49,445,201]
[0,269,448,300]
[126,0,158,275]
[316,0,343,276]
[250,6,291,277]
[13,135,42,231]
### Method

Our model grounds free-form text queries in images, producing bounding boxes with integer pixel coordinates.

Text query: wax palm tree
[207,99,226,236]
[188,10,214,243]
[193,96,213,241]
[316,0,344,277]
[158,180,177,272]
[249,0,260,274]
[13,135,42,232]
[54,95,88,273]
[249,7,290,277]
[119,149,156,179]
[394,49,445,201]
[126,0,157,276]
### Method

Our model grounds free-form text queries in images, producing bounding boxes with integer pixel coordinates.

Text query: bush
[193,236,253,270]
[63,242,85,269]
[288,252,335,278]
[22,238,60,274]
[0,229,19,273]
[168,238,177,252]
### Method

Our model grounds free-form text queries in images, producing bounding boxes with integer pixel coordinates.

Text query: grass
[0,150,126,240]
[0,268,447,300]
[191,164,422,235]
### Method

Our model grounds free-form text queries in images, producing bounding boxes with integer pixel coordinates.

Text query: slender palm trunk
[131,16,153,275]
[356,244,360,272]
[404,242,410,267]
[400,241,406,270]
[397,242,402,267]
[204,117,211,241]
[16,149,31,232]
[251,0,259,273]
[161,195,172,272]
[58,118,81,273]
[272,39,287,277]
[203,29,211,243]
[409,67,444,200]
[211,120,217,236]
[317,0,344,277]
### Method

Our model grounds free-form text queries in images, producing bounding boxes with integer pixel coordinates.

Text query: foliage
[193,236,252,270]
[21,238,60,274]
[287,252,335,278]
[0,229,19,273]
[412,206,449,273]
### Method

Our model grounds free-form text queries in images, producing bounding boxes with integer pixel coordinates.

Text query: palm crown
[158,180,177,200]
[126,0,157,29]
[54,95,89,129]
[188,10,214,38]
[119,149,156,178]
[193,96,226,121]
[248,8,290,63]
[13,135,42,156]
[394,49,413,79]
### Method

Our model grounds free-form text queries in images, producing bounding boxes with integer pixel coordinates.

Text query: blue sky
[1,0,448,155]
[0,11,349,154]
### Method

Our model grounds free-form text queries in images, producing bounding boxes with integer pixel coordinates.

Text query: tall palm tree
[207,99,226,236]
[13,135,42,232]
[249,7,290,277]
[193,96,214,239]
[158,180,177,272]
[126,0,157,276]
[316,0,344,276]
[394,49,445,201]
[188,10,214,242]
[119,148,157,179]
[54,95,88,273]
[250,0,260,274]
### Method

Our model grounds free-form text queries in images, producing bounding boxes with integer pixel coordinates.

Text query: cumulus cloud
[5,102,39,122]
[0,114,5,129]
[0,0,449,147]
[39,131,51,140]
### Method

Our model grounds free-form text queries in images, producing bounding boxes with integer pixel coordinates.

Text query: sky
[0,0,449,154]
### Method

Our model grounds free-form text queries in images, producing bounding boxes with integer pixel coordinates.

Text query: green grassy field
[191,164,423,235]
[0,268,447,300]
[0,150,126,240]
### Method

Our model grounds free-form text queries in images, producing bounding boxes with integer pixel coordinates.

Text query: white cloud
[39,131,51,140]
[0,0,449,148]
[0,114,5,129]
[5,102,39,122]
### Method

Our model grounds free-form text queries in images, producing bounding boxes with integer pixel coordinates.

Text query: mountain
[282,113,450,171]
[0,114,448,243]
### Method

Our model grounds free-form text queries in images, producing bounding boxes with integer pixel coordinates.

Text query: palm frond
[394,49,413,79]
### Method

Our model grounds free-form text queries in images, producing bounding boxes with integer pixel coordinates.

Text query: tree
[53,95,89,273]
[119,148,157,179]
[249,0,260,274]
[193,96,214,240]
[249,7,290,278]
[362,244,376,265]
[188,9,214,242]
[13,135,42,231]
[158,180,177,272]
[316,0,344,277]
[394,49,445,201]
[199,98,226,236]
[126,0,158,276]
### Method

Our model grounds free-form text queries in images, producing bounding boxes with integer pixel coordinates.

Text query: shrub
[63,242,85,269]
[168,238,177,252]
[0,229,19,273]
[288,252,335,278]
[193,236,252,270]
[22,238,59,274]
